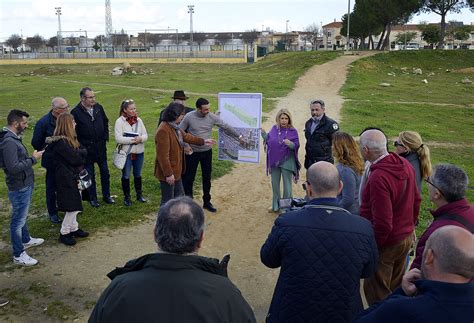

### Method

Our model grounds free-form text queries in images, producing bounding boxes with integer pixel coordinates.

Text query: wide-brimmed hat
[172,90,189,100]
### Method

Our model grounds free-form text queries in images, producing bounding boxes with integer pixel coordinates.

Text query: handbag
[77,169,92,191]
[113,122,139,170]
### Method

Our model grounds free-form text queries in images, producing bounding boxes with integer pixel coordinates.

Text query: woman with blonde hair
[46,113,89,246]
[261,109,301,213]
[394,131,432,192]
[332,131,364,215]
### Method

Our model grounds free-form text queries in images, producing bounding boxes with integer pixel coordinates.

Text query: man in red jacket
[359,129,421,305]
[411,163,474,270]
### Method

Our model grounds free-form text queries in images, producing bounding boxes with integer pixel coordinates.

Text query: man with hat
[159,90,194,125]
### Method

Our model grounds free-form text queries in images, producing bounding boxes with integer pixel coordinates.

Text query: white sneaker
[13,251,38,266]
[23,237,44,250]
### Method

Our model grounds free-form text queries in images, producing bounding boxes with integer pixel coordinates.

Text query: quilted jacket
[261,198,378,322]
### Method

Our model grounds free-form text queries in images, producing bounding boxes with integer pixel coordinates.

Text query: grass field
[0,51,340,248]
[339,50,474,234]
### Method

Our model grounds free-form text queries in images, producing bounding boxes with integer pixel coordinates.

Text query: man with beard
[0,110,45,266]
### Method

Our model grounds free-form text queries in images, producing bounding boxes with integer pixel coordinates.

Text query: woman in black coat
[46,113,89,246]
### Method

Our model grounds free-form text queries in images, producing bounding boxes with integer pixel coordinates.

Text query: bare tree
[6,34,22,52]
[193,32,207,49]
[301,23,321,50]
[46,36,58,52]
[25,34,45,52]
[242,29,259,46]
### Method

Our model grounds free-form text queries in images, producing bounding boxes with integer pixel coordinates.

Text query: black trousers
[182,149,212,204]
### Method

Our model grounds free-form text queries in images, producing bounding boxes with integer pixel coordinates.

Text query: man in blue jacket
[355,225,474,322]
[261,161,378,322]
[31,97,70,223]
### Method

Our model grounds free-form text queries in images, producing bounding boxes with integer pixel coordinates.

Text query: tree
[394,31,418,44]
[419,23,441,48]
[46,36,58,51]
[6,34,22,52]
[241,29,259,46]
[453,25,472,41]
[301,23,321,50]
[25,34,45,52]
[421,0,471,49]
[353,0,421,50]
[93,35,105,51]
[192,32,207,49]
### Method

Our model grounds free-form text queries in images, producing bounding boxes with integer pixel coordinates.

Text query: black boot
[121,178,132,206]
[134,177,147,203]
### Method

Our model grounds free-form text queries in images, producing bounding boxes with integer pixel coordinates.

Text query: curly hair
[332,131,364,175]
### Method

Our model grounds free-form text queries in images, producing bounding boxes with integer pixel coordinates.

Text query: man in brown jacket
[155,103,215,206]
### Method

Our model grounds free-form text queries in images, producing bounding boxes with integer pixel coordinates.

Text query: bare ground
[0,53,371,322]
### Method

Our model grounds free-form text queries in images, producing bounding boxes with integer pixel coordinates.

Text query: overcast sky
[1,0,472,40]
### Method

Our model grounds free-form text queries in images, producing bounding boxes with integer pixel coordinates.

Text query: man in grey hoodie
[0,110,45,266]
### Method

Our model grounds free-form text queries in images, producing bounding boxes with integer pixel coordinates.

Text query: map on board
[218,93,262,163]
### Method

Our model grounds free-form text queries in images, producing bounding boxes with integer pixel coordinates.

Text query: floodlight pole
[188,4,194,54]
[286,20,289,33]
[55,7,62,58]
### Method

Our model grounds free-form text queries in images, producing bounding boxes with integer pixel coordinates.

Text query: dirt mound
[33,66,72,76]
[454,67,474,74]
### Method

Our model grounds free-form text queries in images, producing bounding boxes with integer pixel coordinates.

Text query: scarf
[265,125,301,180]
[123,113,138,126]
[168,121,184,148]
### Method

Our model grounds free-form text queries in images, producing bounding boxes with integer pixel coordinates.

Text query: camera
[278,197,307,212]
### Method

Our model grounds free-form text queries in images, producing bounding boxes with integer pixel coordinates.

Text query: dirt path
[0,53,370,322]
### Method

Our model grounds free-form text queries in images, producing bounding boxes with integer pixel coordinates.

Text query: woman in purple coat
[261,109,301,213]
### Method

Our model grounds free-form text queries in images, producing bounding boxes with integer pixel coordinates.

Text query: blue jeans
[85,159,111,201]
[121,153,144,179]
[8,185,33,257]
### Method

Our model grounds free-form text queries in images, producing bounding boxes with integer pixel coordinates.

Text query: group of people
[258,99,473,321]
[0,88,244,261]
[1,92,473,321]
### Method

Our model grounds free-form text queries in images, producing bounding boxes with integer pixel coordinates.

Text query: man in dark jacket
[355,225,474,322]
[304,99,339,168]
[411,163,474,270]
[0,110,44,266]
[260,161,378,322]
[89,197,256,323]
[31,97,70,223]
[71,87,114,207]
[359,129,421,305]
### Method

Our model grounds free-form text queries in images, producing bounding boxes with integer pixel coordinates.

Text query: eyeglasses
[302,181,310,191]
[85,96,96,99]
[55,105,70,110]
[425,176,445,197]
[394,141,405,148]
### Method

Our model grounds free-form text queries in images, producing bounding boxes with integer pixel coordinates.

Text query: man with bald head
[261,162,378,322]
[32,97,70,223]
[359,129,421,305]
[355,225,474,322]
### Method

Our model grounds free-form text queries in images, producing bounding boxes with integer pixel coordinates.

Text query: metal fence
[0,44,246,60]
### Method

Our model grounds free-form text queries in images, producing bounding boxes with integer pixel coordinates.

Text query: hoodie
[360,153,421,247]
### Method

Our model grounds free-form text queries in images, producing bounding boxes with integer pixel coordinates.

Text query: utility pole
[188,4,194,55]
[55,7,62,58]
[346,0,351,51]
[105,0,114,58]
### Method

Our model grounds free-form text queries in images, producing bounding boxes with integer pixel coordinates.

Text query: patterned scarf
[123,113,138,126]
[168,122,184,148]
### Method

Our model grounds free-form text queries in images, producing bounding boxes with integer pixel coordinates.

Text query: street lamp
[55,7,62,57]
[187,4,194,54]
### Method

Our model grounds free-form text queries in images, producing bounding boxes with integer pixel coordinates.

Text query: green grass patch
[340,50,474,234]
[342,50,474,106]
[0,51,340,246]
[45,300,78,321]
